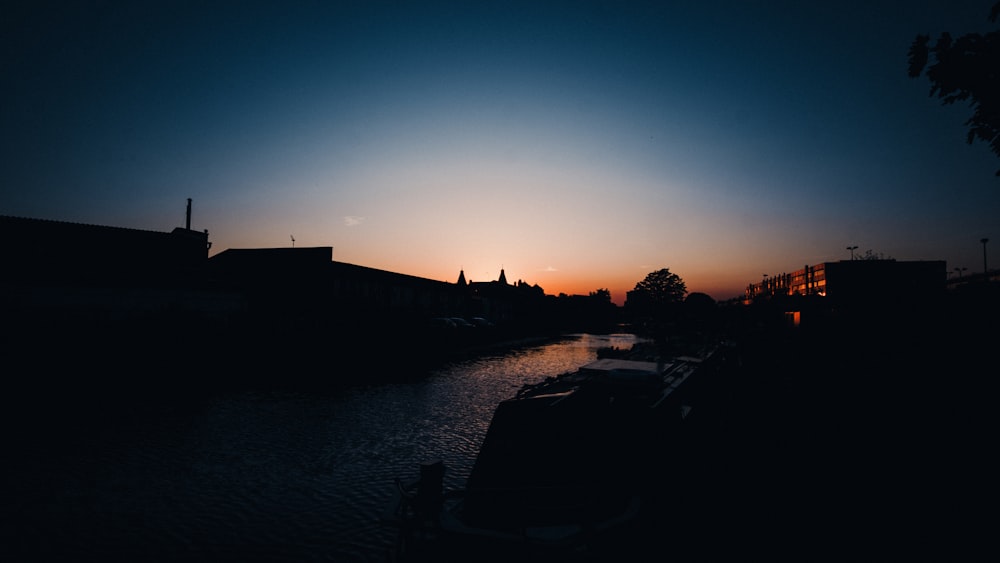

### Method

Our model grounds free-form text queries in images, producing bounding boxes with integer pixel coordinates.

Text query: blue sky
[3,1,998,303]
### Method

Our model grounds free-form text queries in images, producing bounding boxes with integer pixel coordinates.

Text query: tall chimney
[186,198,192,230]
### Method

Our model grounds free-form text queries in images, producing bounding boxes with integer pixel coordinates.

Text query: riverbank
[642,302,997,561]
[1,318,614,459]
[6,333,644,563]
[475,304,993,561]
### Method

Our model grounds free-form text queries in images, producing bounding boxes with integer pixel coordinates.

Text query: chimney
[186,198,192,230]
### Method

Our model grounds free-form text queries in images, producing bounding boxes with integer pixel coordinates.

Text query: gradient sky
[3,1,999,304]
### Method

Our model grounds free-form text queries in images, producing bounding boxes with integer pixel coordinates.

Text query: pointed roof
[457,269,467,286]
[497,268,507,285]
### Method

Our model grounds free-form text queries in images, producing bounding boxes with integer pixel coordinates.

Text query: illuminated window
[784,311,801,327]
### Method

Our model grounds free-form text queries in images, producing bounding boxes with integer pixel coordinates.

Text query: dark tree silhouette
[680,292,720,334]
[631,268,687,306]
[684,291,716,309]
[626,268,689,343]
[908,2,1000,175]
[589,288,612,303]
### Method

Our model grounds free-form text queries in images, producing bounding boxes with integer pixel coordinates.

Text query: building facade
[746,260,946,303]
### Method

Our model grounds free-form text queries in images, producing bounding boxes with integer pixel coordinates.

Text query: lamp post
[846,245,858,260]
[955,266,967,281]
[981,238,989,280]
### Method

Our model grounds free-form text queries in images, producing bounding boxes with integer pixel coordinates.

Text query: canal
[9,332,644,562]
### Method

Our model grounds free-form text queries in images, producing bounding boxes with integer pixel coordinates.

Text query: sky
[3,1,999,304]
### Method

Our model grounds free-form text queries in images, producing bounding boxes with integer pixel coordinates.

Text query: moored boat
[383,348,726,561]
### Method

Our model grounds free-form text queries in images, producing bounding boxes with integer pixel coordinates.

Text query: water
[8,333,642,562]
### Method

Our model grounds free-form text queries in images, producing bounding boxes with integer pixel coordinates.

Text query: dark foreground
[387,291,998,562]
[667,298,993,561]
[4,287,996,562]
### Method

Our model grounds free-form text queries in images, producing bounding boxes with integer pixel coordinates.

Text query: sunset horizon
[4,1,997,306]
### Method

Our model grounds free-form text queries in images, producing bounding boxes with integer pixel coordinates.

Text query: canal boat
[384,349,722,561]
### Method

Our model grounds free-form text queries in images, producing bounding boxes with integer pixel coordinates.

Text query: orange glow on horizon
[408,265,746,306]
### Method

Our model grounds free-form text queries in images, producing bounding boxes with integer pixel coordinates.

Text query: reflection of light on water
[14,333,644,563]
[434,333,645,394]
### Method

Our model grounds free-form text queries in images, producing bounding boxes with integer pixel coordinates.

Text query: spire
[457,269,467,286]
[497,267,507,285]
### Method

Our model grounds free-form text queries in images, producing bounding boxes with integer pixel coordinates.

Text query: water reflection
[12,333,642,562]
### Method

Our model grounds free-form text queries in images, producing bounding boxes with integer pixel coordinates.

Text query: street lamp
[981,238,989,280]
[846,245,858,260]
[955,266,967,281]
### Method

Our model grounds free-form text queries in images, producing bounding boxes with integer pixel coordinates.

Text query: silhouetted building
[208,247,470,329]
[0,208,228,322]
[467,268,517,324]
[208,247,334,290]
[743,259,947,329]
[0,205,257,398]
[746,260,946,304]
[1,207,578,339]
[0,215,210,288]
